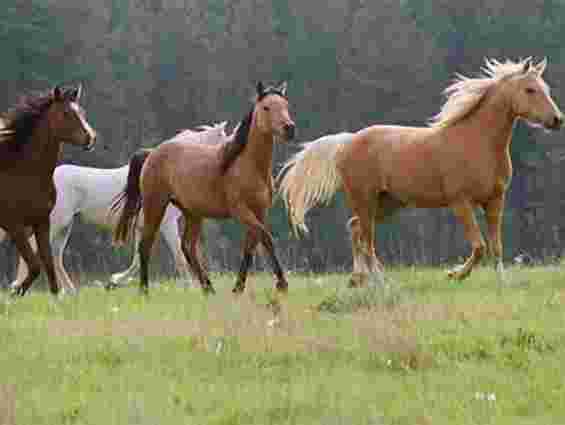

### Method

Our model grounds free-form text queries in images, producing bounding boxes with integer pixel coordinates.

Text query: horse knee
[473,244,486,261]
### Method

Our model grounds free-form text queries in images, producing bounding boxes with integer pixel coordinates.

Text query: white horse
[1,121,232,294]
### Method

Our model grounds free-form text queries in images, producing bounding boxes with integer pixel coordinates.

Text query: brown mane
[0,90,55,150]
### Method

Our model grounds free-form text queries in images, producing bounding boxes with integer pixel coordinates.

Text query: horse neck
[25,116,63,177]
[454,87,516,154]
[240,117,275,182]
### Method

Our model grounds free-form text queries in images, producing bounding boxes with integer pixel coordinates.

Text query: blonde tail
[277,132,355,236]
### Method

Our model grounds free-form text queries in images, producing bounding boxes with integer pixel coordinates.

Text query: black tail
[111,149,152,245]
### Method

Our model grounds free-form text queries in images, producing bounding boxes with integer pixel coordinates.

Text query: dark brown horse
[112,81,295,295]
[0,85,97,296]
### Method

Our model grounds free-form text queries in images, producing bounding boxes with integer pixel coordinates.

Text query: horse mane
[429,58,532,128]
[0,90,55,149]
[220,109,253,173]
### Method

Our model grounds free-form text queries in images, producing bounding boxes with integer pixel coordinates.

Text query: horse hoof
[105,282,118,291]
[446,264,469,281]
[203,287,216,296]
[232,286,245,295]
[10,286,24,297]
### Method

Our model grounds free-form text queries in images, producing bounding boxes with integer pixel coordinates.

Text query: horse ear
[53,85,64,101]
[534,57,547,76]
[256,81,265,97]
[522,57,533,74]
[74,83,83,101]
[277,81,288,96]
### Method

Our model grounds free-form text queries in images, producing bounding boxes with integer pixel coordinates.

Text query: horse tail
[277,132,355,236]
[112,149,152,245]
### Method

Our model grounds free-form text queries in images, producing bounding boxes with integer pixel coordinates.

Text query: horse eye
[263,106,270,112]
[525,87,536,94]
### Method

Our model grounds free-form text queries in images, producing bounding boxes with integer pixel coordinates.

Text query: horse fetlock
[275,279,288,293]
[232,280,245,294]
[348,272,368,288]
[202,281,216,296]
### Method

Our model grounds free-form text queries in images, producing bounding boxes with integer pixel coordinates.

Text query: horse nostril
[555,115,564,129]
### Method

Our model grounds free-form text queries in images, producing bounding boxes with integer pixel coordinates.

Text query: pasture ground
[1,266,565,424]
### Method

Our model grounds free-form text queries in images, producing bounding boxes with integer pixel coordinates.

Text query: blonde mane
[429,58,533,128]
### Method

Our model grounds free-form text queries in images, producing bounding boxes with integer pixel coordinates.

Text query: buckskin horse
[112,81,295,295]
[0,85,97,296]
[278,58,563,288]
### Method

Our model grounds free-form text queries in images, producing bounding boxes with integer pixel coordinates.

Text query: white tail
[277,132,355,236]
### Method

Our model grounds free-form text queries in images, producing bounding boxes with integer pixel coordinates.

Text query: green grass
[1,266,565,424]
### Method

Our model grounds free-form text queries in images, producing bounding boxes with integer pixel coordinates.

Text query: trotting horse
[0,85,97,296]
[112,81,295,295]
[278,58,563,288]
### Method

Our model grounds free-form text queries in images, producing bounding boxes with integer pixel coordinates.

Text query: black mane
[0,90,55,150]
[219,87,286,173]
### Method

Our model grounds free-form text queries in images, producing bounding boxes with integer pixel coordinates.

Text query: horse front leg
[447,201,486,280]
[232,230,259,294]
[9,226,42,297]
[484,196,506,285]
[181,216,215,295]
[233,205,288,293]
[34,220,60,296]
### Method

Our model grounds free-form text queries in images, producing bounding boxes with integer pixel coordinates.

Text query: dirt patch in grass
[0,384,16,425]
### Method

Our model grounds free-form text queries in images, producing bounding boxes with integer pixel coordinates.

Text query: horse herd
[0,57,563,299]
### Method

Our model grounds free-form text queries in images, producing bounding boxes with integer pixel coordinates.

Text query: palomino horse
[112,81,295,295]
[279,58,563,287]
[0,85,97,296]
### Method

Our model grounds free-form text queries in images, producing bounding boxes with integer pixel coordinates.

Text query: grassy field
[1,266,565,425]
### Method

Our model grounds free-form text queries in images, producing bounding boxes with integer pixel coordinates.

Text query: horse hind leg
[108,227,140,288]
[347,215,384,288]
[447,201,486,280]
[161,206,192,286]
[138,194,169,295]
[181,214,215,295]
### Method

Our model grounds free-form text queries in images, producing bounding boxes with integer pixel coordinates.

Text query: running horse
[278,58,563,287]
[112,81,295,295]
[0,85,97,296]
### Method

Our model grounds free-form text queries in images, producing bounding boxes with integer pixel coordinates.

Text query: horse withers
[0,85,97,297]
[279,58,563,288]
[112,81,295,295]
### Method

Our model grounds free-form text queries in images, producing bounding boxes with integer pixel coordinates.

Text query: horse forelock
[430,57,535,128]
